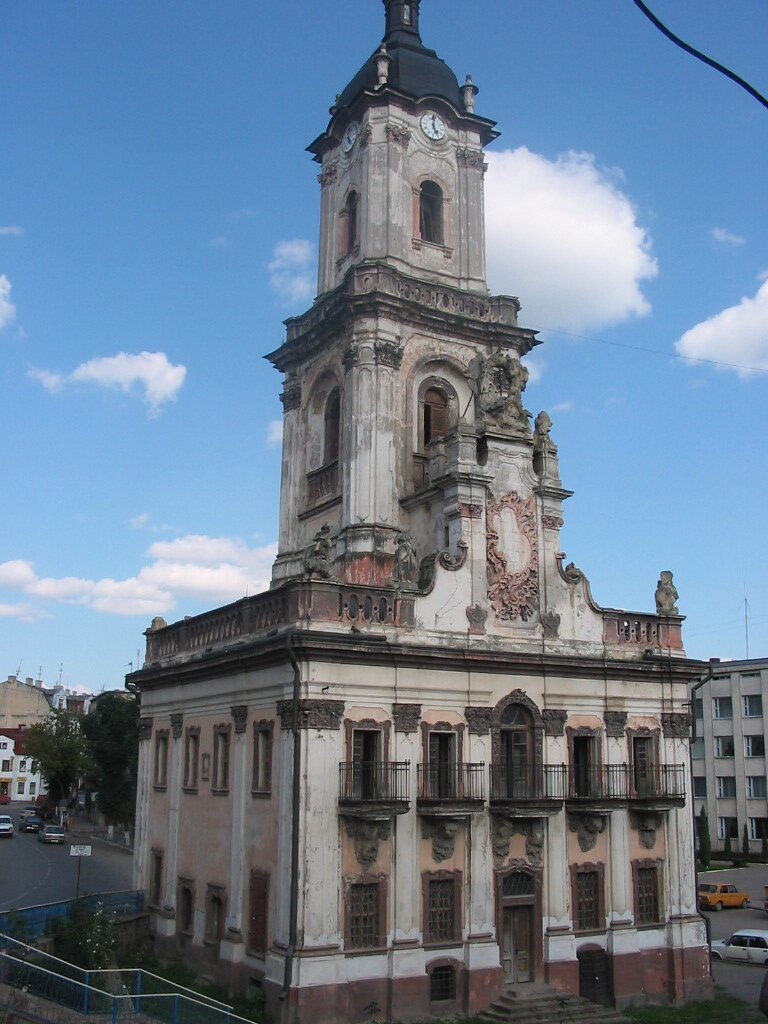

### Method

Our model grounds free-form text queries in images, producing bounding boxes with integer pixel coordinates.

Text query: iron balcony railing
[417,762,485,802]
[338,761,410,803]
[488,763,686,803]
[489,764,566,802]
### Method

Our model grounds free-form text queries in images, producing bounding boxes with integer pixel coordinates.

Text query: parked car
[711,930,768,965]
[20,815,43,833]
[18,805,40,822]
[698,882,750,910]
[38,824,65,844]
[0,793,10,805]
[0,814,13,837]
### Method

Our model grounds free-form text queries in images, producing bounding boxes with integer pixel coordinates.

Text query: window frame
[252,720,274,796]
[747,775,767,799]
[570,862,605,933]
[716,775,737,799]
[632,859,663,926]
[745,734,766,757]
[743,694,763,718]
[212,723,231,794]
[423,870,462,946]
[204,884,227,946]
[714,735,735,758]
[153,730,169,790]
[183,726,200,791]
[177,877,195,936]
[713,697,733,720]
[344,873,387,951]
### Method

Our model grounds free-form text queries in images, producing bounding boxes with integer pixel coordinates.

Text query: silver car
[711,930,768,965]
[0,814,13,838]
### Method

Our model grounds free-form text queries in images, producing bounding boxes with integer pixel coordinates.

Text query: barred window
[349,883,379,949]
[430,965,456,1002]
[427,879,456,943]
[636,866,660,924]
[574,870,600,931]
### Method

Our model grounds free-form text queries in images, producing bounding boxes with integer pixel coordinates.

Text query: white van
[711,930,768,965]
[0,814,13,837]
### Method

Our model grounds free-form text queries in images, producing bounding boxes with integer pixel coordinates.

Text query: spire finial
[382,0,421,42]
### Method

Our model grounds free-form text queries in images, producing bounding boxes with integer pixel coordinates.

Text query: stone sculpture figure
[392,532,419,586]
[533,410,556,453]
[655,570,679,615]
[466,351,531,436]
[303,523,333,579]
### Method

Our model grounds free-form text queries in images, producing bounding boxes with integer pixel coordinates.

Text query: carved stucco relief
[491,816,544,868]
[486,491,539,622]
[568,813,606,852]
[421,818,462,863]
[345,819,391,870]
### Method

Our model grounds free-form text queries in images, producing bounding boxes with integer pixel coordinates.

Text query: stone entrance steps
[478,983,628,1024]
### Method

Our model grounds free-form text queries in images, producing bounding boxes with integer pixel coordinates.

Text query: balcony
[417,763,485,814]
[306,460,339,507]
[338,761,410,819]
[489,764,566,814]
[565,764,686,806]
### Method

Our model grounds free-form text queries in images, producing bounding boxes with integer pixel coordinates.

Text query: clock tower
[268,0,542,604]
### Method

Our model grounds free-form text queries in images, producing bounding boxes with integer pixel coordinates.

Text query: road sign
[69,845,92,857]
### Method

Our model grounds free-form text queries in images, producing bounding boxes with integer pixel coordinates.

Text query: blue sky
[1,0,766,691]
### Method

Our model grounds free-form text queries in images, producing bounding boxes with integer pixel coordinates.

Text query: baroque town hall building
[130,3,710,1020]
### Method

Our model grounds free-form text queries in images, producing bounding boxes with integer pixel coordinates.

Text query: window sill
[182,786,198,794]
[411,238,453,259]
[344,945,388,957]
[424,939,462,949]
[153,785,167,792]
[211,787,230,796]
[251,789,272,799]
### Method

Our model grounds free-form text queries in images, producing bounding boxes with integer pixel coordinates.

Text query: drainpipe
[688,658,720,962]
[281,629,302,1009]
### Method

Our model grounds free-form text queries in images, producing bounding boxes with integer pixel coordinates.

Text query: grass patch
[624,993,764,1024]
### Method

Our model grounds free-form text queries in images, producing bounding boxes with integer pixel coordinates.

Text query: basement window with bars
[348,882,380,949]
[635,864,661,925]
[429,965,456,1002]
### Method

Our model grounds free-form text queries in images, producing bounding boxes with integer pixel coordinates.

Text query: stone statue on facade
[303,523,333,579]
[392,531,419,587]
[533,410,557,453]
[655,570,679,615]
[466,350,531,437]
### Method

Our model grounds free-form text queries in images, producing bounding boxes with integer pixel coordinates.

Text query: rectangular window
[693,699,703,720]
[744,695,763,718]
[351,729,382,800]
[29,782,36,795]
[153,732,168,788]
[635,865,660,925]
[430,965,457,1002]
[184,728,199,789]
[19,758,26,771]
[749,818,768,840]
[348,882,380,949]
[716,776,737,798]
[715,736,735,758]
[747,776,767,799]
[745,735,766,757]
[718,817,738,840]
[17,780,25,795]
[425,877,459,944]
[248,871,269,955]
[713,697,733,720]
[213,725,230,791]
[741,672,760,679]
[574,870,600,932]
[177,879,195,935]
[693,776,707,798]
[252,722,273,794]
[1,760,9,772]
[205,886,226,944]
[691,738,705,759]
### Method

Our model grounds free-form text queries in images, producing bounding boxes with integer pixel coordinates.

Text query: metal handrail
[417,762,485,801]
[338,761,410,802]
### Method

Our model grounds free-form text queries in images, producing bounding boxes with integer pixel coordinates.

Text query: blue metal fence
[0,891,144,940]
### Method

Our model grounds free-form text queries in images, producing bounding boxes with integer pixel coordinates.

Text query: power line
[527,324,768,377]
[631,0,768,112]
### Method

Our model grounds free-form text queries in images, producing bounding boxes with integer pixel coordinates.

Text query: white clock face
[342,123,358,153]
[420,112,446,141]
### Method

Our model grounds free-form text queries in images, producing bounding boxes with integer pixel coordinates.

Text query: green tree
[52,900,116,970]
[761,833,767,861]
[698,806,711,868]
[743,823,750,856]
[724,830,732,856]
[82,693,138,826]
[24,710,88,807]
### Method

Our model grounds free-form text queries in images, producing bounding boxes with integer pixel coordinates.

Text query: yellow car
[698,882,750,911]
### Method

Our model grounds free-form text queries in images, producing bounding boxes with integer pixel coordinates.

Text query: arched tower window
[324,388,340,463]
[419,181,444,245]
[341,190,359,257]
[423,387,448,448]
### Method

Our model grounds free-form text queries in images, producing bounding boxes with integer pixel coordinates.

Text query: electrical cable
[630,0,768,112]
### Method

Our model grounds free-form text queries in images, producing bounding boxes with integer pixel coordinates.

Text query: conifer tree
[698,806,711,868]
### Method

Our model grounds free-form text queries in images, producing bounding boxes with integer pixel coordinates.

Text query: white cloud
[711,227,745,247]
[0,275,16,331]
[28,351,186,413]
[0,602,46,623]
[675,278,768,378]
[268,239,315,305]
[129,513,150,529]
[267,419,283,447]
[551,400,575,414]
[485,148,658,334]
[0,226,23,237]
[209,235,230,248]
[522,355,544,385]
[0,535,278,618]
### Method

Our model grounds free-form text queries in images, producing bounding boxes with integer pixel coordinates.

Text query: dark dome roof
[337,42,462,110]
[336,2,462,111]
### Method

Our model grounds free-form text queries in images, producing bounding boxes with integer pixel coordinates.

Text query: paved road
[700,863,768,1014]
[0,803,134,911]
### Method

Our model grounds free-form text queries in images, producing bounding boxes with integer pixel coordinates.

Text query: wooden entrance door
[502,906,533,983]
